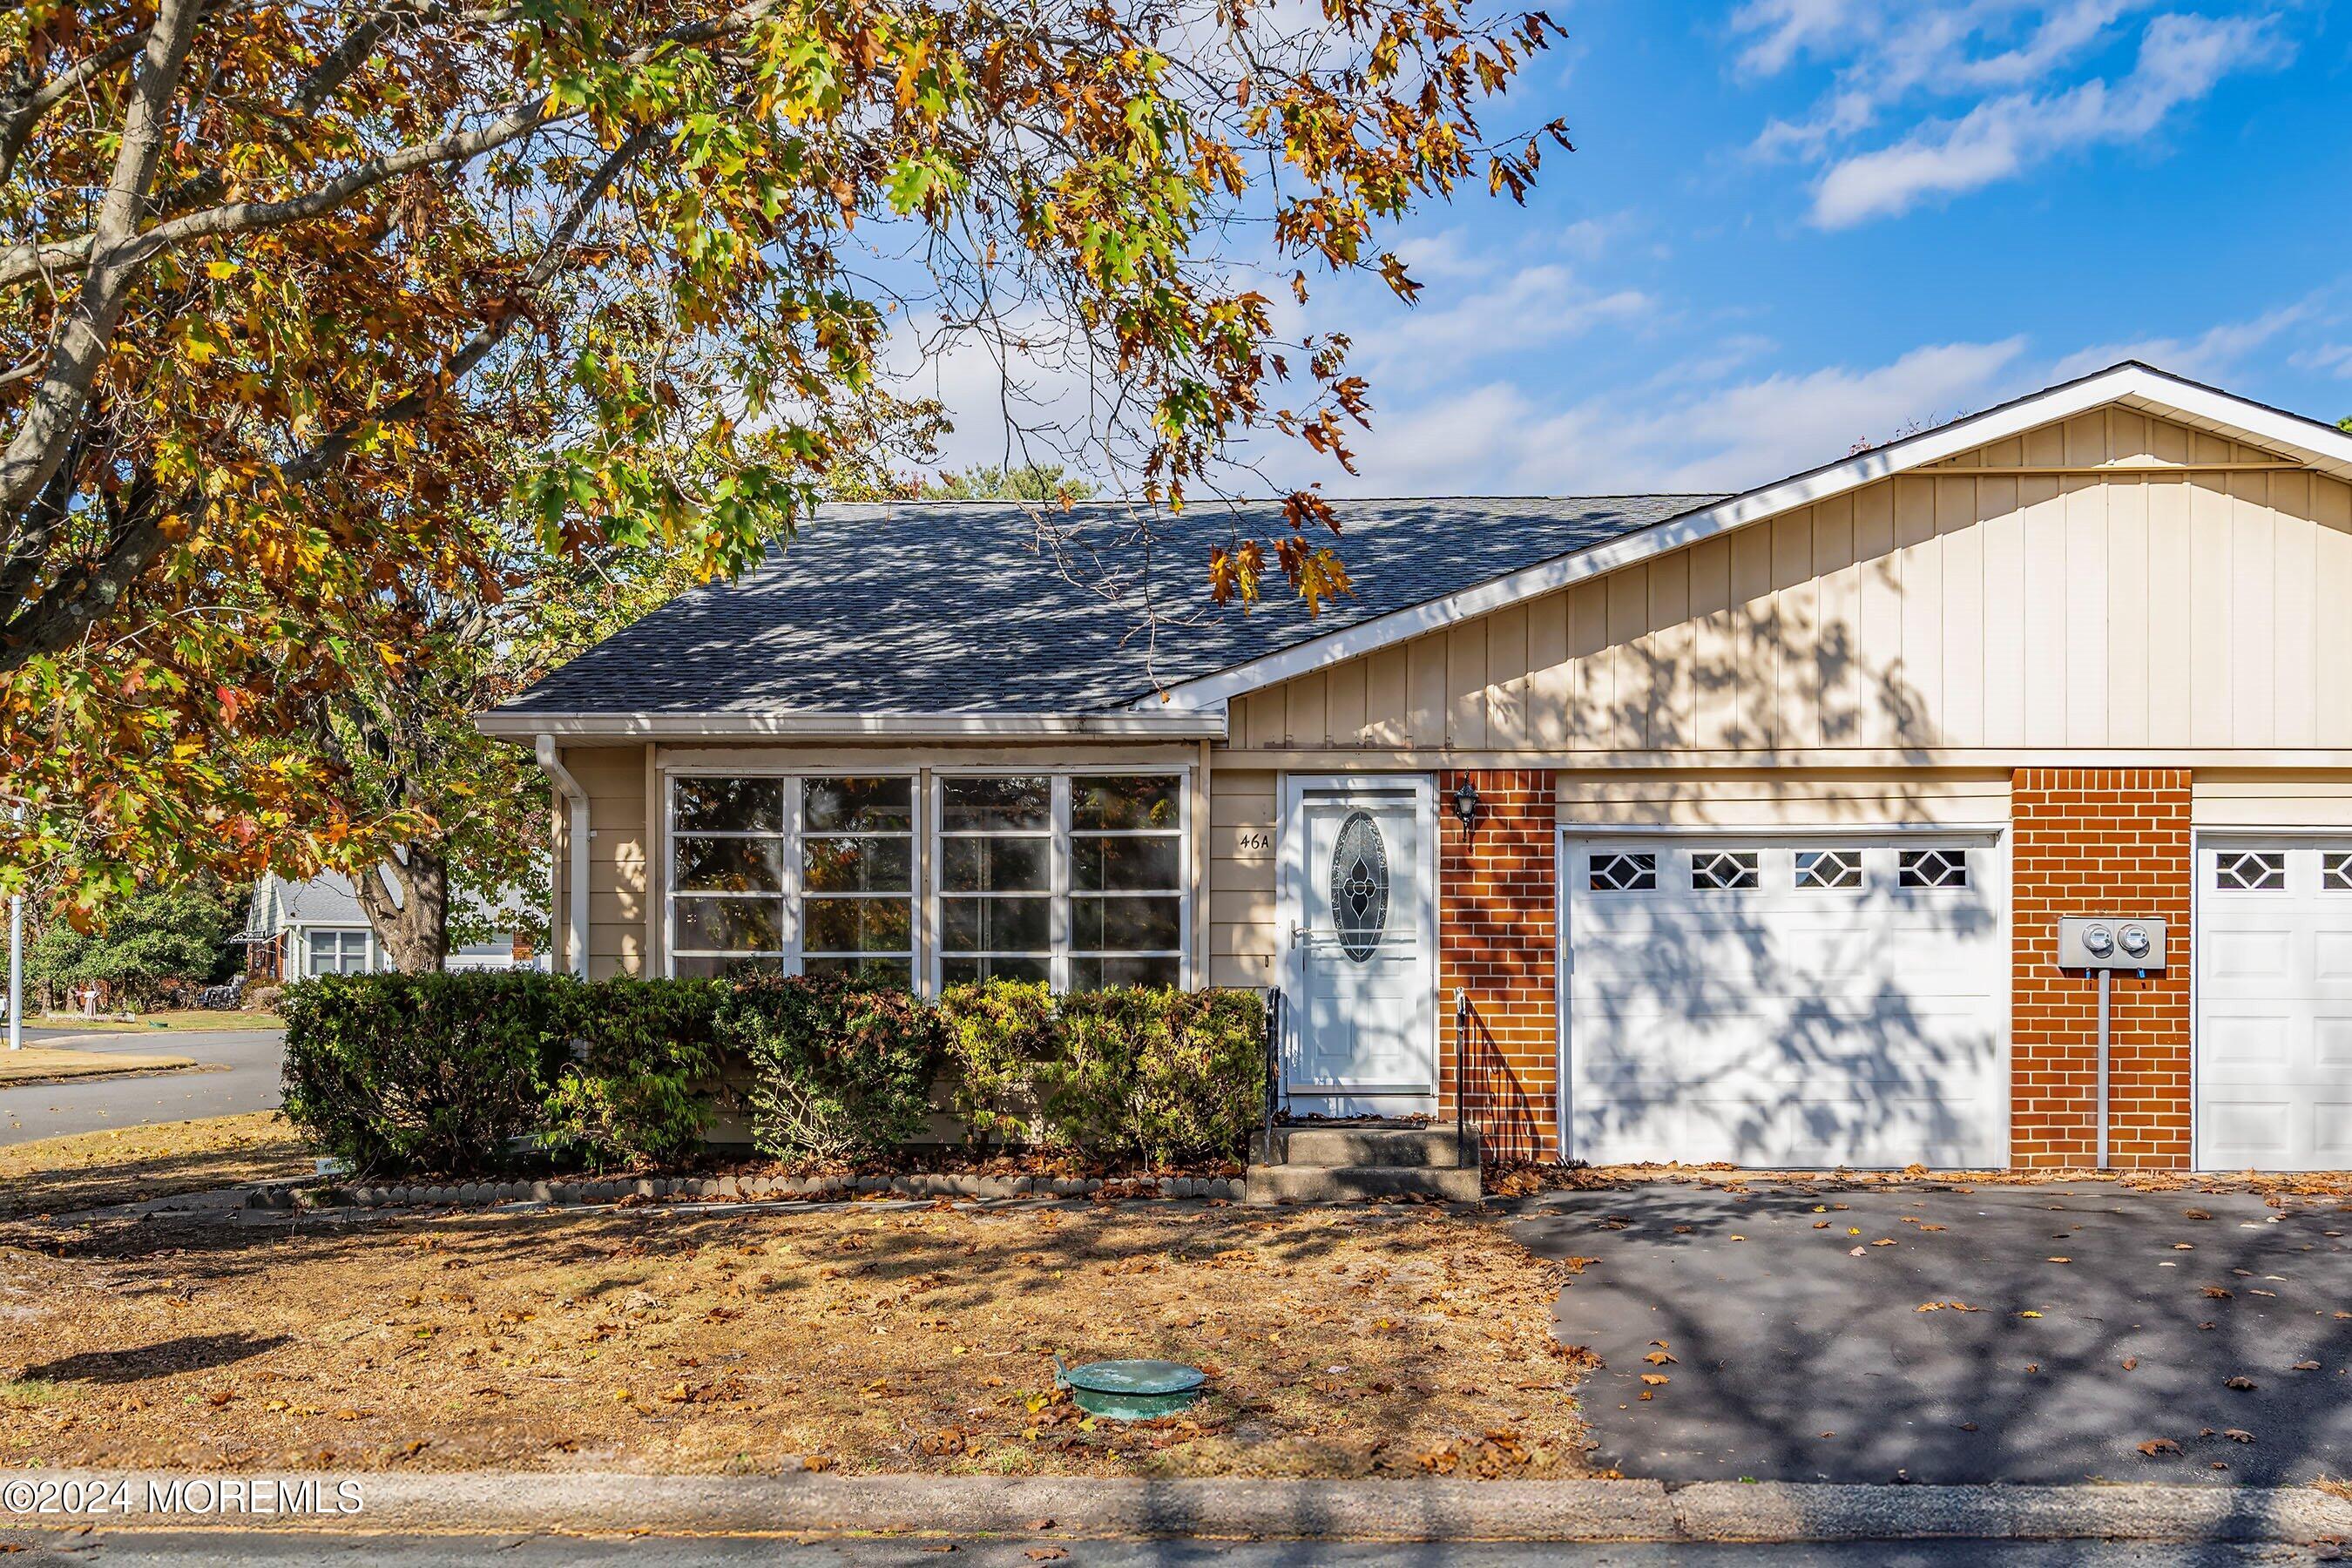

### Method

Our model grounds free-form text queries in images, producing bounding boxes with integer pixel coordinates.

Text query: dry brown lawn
[0,1112,310,1220]
[0,1203,1591,1479]
[0,1046,198,1087]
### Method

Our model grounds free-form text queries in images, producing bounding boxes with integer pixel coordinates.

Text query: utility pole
[6,890,18,1051]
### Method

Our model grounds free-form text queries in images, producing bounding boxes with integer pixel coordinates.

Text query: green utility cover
[1056,1358,1206,1421]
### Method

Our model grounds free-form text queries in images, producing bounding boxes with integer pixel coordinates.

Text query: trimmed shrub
[280,970,574,1173]
[541,977,725,1169]
[723,974,945,1161]
[1033,987,1265,1167]
[937,980,1056,1152]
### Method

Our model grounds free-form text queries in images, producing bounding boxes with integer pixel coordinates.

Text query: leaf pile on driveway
[0,1204,1593,1477]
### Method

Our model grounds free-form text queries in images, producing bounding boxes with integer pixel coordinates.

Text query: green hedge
[280,971,1264,1176]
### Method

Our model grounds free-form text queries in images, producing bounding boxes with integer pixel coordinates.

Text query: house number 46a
[1234,829,1273,853]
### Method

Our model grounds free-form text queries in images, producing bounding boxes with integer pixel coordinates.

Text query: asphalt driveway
[1515,1182,2352,1486]
[0,1029,285,1145]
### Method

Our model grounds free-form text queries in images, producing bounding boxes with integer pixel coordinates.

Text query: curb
[7,1472,2349,1544]
[241,1172,1249,1212]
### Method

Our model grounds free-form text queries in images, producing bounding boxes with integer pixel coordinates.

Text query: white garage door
[2196,841,2352,1170]
[1564,835,2006,1168]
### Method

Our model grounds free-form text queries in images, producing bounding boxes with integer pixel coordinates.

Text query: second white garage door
[2196,840,2352,1170]
[1563,835,2006,1168]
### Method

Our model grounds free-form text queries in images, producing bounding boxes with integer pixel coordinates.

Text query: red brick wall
[1436,769,1558,1162]
[2010,767,2193,1169]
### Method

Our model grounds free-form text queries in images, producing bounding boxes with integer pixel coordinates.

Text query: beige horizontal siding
[1207,768,1278,989]
[1556,770,2011,828]
[2192,775,2352,828]
[1227,412,2352,759]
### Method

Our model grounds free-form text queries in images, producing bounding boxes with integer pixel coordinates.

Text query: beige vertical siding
[1224,413,2350,757]
[1207,768,1279,988]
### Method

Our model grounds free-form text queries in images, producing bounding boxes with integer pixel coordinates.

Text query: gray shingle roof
[496,495,1726,718]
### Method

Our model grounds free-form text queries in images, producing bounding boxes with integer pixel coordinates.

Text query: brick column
[1437,768,1558,1163]
[2009,768,2193,1169]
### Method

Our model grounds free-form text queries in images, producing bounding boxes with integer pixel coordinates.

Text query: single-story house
[241,871,541,978]
[480,362,2352,1173]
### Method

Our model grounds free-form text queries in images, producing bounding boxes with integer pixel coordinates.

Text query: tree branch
[0,0,206,534]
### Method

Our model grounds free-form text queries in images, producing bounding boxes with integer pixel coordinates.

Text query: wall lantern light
[1453,777,1480,832]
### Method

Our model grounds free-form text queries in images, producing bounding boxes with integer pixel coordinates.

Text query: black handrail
[1454,988,1470,1168]
[1261,985,1283,1159]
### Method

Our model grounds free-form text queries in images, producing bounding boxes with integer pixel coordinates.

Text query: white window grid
[927,768,1191,993]
[665,774,918,979]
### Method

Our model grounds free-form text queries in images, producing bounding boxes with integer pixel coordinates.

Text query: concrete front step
[1249,1122,1483,1169]
[1243,1162,1484,1205]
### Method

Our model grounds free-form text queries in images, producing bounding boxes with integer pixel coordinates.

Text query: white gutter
[481,710,1226,740]
[535,736,590,979]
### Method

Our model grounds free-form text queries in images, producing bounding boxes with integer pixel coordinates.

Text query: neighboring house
[241,871,540,978]
[481,362,2352,1174]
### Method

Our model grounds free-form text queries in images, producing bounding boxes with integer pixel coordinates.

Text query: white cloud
[1354,264,1654,379]
[1733,3,2288,227]
[2051,300,2316,382]
[1324,337,2031,496]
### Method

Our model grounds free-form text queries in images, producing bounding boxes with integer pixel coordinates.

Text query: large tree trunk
[352,846,449,973]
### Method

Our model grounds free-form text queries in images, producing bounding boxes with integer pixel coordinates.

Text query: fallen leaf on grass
[1025,1518,1056,1531]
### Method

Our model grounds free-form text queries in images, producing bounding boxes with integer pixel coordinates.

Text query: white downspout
[536,736,591,978]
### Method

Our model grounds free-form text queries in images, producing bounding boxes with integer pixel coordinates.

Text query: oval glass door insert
[1329,809,1390,962]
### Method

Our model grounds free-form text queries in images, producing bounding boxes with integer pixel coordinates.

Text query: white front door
[1284,778,1437,1116]
[1563,834,2006,1168]
[2196,840,2352,1170]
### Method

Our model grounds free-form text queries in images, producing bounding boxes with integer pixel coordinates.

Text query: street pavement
[2,1536,2335,1566]
[1516,1181,2352,1486]
[0,1028,286,1145]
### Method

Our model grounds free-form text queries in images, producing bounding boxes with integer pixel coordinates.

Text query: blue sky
[931,0,2352,499]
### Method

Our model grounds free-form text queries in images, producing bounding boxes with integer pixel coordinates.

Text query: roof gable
[1145,362,2352,713]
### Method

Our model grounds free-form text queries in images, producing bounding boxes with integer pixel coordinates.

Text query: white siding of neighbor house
[1223,410,2352,760]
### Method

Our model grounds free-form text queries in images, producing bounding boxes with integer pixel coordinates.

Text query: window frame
[305,928,374,976]
[927,765,1193,994]
[663,770,922,983]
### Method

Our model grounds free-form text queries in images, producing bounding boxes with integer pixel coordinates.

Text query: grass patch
[0,1379,63,1409]
[0,1112,310,1219]
[36,1010,280,1034]
[0,1205,1592,1477]
[0,1046,198,1087]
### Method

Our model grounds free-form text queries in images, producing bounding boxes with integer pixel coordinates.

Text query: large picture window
[934,771,1187,992]
[667,774,916,983]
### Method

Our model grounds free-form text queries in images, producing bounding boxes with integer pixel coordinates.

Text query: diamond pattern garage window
[1897,848,1970,889]
[1589,852,1656,892]
[2214,850,2286,892]
[1795,848,1863,889]
[1690,850,1760,891]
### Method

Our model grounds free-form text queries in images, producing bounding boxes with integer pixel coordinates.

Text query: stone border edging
[244,1171,1247,1211]
[7,1472,2349,1544]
